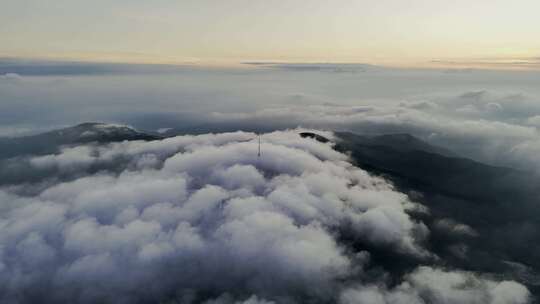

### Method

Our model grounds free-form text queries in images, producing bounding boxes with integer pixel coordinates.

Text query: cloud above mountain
[0,130,530,303]
[205,93,540,171]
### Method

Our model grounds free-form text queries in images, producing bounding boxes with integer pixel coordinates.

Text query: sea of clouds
[2,63,540,172]
[0,130,530,303]
[205,88,540,171]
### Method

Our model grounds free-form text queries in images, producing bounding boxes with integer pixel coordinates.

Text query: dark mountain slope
[332,131,540,297]
[0,123,161,160]
[334,131,539,205]
[336,132,456,157]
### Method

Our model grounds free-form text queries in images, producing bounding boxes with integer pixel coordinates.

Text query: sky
[1,0,540,67]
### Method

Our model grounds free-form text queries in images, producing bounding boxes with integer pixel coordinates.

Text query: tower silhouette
[257,134,261,157]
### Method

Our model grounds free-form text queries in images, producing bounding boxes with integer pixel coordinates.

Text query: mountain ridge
[0,122,161,159]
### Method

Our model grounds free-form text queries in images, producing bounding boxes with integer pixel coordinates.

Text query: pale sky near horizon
[1,0,540,67]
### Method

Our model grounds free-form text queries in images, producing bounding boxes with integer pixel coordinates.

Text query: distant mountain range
[0,123,161,159]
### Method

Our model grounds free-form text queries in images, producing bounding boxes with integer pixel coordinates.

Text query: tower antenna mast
[257,134,261,157]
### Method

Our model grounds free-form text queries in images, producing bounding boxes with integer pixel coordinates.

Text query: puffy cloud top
[0,130,530,303]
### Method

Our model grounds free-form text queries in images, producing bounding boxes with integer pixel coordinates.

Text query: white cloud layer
[0,130,530,303]
[340,266,529,304]
[206,93,540,171]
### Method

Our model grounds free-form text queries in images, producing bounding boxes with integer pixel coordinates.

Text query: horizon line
[1,55,540,72]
